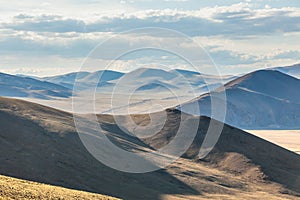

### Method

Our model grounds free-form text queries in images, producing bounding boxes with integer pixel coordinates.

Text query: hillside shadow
[181,116,300,194]
[0,110,200,200]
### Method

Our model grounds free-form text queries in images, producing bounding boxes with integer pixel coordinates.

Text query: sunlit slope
[0,174,118,200]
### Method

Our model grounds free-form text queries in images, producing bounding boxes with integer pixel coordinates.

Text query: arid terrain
[0,97,299,199]
[247,130,300,154]
[1,0,300,198]
[0,174,118,200]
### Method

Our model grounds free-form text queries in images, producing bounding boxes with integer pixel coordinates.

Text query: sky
[0,0,299,76]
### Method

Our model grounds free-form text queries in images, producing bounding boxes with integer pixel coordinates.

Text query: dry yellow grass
[161,192,299,200]
[0,175,119,200]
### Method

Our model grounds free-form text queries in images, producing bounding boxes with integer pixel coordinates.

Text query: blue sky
[0,0,299,76]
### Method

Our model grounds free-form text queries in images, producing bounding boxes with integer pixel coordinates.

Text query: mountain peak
[126,68,177,80]
[224,69,298,89]
[171,69,201,76]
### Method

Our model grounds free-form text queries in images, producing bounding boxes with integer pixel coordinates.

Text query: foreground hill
[180,70,300,129]
[0,97,299,199]
[0,72,71,99]
[0,174,118,200]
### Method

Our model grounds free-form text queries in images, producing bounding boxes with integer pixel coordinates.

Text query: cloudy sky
[0,0,299,76]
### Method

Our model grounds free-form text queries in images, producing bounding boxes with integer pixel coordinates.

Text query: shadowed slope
[137,110,300,194]
[93,109,300,195]
[0,97,198,200]
[0,97,299,199]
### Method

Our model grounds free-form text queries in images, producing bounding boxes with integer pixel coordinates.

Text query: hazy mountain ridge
[224,70,300,103]
[272,63,300,79]
[180,69,300,129]
[5,65,300,129]
[0,72,72,100]
[41,70,124,90]
[34,68,234,93]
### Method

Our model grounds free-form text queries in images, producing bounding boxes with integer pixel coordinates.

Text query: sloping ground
[0,97,299,199]
[179,70,300,129]
[247,130,300,154]
[0,174,118,200]
[0,72,72,100]
[41,70,124,90]
[0,97,199,199]
[133,110,300,194]
[273,63,300,78]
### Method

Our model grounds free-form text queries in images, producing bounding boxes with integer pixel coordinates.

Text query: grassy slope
[0,174,118,200]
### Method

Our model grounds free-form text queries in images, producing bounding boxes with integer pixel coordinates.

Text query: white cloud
[2,3,300,37]
[0,2,300,75]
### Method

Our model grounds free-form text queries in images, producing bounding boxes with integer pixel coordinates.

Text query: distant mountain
[0,72,72,99]
[108,68,234,95]
[37,68,234,93]
[81,70,124,83]
[0,68,235,108]
[136,80,178,91]
[179,70,300,129]
[171,69,201,77]
[272,63,300,79]
[125,68,177,80]
[224,69,300,103]
[171,69,235,89]
[41,72,90,89]
[41,70,124,90]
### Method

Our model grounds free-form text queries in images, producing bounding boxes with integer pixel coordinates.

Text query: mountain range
[0,72,72,100]
[40,70,124,90]
[3,63,300,129]
[38,68,234,94]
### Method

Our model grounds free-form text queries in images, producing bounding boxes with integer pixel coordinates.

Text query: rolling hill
[41,70,124,90]
[0,72,72,100]
[36,68,234,94]
[111,68,234,93]
[0,97,299,199]
[179,70,300,129]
